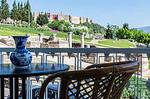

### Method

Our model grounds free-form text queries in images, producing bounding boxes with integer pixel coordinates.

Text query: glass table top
[0,63,69,77]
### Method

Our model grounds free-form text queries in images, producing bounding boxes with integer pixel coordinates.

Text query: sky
[7,0,150,28]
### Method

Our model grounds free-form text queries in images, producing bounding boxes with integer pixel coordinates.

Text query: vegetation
[81,22,106,34]
[36,13,48,26]
[0,0,32,23]
[98,39,135,48]
[10,0,18,21]
[0,24,93,45]
[122,76,150,98]
[48,20,71,32]
[105,24,119,39]
[104,24,150,47]
[0,24,53,36]
[0,0,150,48]
[0,0,9,20]
[22,0,32,23]
[148,59,150,69]
[47,20,106,36]
[122,23,129,30]
[72,25,88,35]
[116,28,150,47]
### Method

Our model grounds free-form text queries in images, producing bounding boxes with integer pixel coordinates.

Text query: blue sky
[7,0,150,28]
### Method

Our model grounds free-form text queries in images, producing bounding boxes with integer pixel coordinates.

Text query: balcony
[0,48,150,99]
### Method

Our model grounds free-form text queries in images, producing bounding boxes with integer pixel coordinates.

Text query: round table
[0,63,69,99]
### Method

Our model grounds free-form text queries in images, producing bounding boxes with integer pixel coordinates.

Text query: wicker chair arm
[39,73,62,99]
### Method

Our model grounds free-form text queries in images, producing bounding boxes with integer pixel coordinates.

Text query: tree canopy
[11,0,18,21]
[36,13,48,26]
[0,0,33,23]
[0,0,9,20]
[105,23,150,47]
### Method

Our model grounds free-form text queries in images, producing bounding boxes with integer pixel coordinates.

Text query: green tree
[26,0,32,23]
[105,24,113,39]
[79,17,82,24]
[36,13,48,26]
[143,34,150,47]
[0,2,2,20]
[69,15,71,23]
[20,2,24,21]
[11,0,18,21]
[21,3,26,22]
[123,23,129,30]
[22,0,32,23]
[116,28,128,39]
[0,0,9,20]
[17,2,22,21]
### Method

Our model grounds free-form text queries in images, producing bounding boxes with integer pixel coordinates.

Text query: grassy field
[0,24,55,36]
[98,39,135,48]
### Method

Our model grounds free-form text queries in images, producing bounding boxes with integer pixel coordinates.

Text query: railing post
[80,32,85,48]
[68,32,73,48]
[59,52,62,64]
[77,53,81,70]
[0,52,3,64]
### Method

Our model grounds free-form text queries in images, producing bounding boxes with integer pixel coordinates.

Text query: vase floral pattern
[10,36,32,68]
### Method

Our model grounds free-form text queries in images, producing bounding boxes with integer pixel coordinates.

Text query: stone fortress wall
[33,12,92,24]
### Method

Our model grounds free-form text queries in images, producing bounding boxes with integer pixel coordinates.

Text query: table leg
[22,77,26,99]
[15,77,19,99]
[0,78,4,99]
[9,78,13,99]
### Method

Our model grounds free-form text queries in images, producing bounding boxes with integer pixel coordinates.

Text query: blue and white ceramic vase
[10,36,32,69]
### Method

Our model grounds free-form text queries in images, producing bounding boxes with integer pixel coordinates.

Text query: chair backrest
[39,61,138,99]
[85,61,139,99]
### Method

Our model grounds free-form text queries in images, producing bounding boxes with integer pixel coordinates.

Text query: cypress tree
[23,0,32,23]
[20,2,23,21]
[0,3,1,20]
[11,0,18,21]
[17,2,22,21]
[0,0,9,20]
[69,15,71,23]
[21,3,26,22]
[22,2,28,22]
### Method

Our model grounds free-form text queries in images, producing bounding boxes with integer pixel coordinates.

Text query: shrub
[48,20,71,32]
[30,21,37,28]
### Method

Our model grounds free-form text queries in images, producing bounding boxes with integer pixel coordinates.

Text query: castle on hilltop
[33,12,92,24]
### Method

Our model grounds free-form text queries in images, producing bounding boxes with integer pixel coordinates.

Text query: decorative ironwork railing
[0,48,150,99]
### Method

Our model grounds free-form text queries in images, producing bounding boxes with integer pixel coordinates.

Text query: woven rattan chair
[39,61,138,99]
[85,61,139,99]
